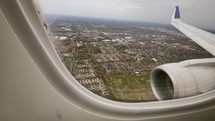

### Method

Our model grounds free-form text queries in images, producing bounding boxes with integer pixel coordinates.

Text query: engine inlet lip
[151,66,178,100]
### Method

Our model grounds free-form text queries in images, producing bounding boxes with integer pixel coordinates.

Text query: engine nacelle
[151,58,215,100]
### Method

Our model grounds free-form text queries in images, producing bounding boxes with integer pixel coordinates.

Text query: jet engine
[150,58,215,100]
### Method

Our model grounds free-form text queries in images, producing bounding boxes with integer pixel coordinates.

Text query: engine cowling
[150,58,215,100]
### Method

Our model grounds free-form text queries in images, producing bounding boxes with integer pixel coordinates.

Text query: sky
[39,0,215,30]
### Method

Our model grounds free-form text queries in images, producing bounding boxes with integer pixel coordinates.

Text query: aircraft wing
[171,6,215,56]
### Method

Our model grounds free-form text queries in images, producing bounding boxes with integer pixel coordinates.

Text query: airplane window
[36,0,214,102]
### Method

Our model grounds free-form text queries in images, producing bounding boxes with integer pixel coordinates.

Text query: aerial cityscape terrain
[45,15,213,102]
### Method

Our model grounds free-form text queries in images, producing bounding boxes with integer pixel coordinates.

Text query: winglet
[174,6,180,19]
[172,6,181,22]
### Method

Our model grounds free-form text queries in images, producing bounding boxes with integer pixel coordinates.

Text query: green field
[105,73,156,102]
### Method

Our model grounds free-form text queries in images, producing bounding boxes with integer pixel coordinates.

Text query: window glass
[37,0,213,102]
